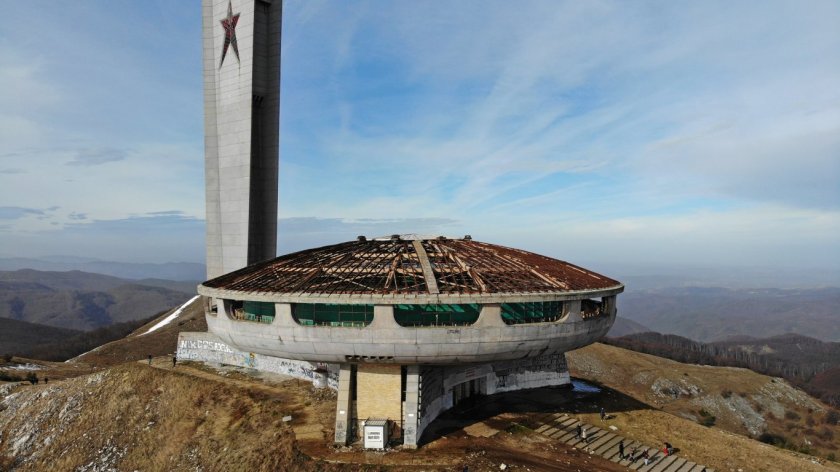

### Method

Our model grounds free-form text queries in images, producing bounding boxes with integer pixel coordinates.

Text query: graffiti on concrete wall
[176,333,339,389]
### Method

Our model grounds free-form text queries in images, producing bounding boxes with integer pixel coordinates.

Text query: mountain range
[0,256,205,281]
[618,286,840,342]
[0,269,195,331]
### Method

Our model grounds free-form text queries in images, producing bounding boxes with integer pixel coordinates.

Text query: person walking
[642,450,650,466]
[600,407,606,421]
[148,354,152,365]
[172,355,177,368]
[581,427,588,444]
[618,440,625,459]
[575,424,582,439]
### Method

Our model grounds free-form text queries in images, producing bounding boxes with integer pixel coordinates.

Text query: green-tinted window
[293,304,373,327]
[500,301,563,325]
[242,301,275,324]
[393,304,480,327]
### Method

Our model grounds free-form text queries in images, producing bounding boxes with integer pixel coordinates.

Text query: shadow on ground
[419,377,652,446]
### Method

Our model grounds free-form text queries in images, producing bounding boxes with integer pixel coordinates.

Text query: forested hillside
[618,287,840,342]
[606,332,840,406]
[0,269,194,331]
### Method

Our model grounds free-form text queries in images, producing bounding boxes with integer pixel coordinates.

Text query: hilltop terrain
[1,297,838,470]
[605,332,840,407]
[568,343,840,463]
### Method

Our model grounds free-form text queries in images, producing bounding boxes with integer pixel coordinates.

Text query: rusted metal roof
[202,236,621,296]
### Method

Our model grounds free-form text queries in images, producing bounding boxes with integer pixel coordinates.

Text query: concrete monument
[203,0,281,279]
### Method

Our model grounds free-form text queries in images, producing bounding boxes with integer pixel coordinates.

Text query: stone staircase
[534,413,714,472]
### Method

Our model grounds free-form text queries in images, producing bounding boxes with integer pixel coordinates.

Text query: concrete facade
[200,296,618,364]
[197,0,623,448]
[203,0,281,279]
[176,330,571,447]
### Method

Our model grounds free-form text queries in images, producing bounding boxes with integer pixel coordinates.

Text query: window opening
[393,304,480,327]
[500,301,564,325]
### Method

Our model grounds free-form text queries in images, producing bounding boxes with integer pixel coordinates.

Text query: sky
[0,0,838,280]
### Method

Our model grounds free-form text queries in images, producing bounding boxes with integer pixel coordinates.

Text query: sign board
[363,419,389,449]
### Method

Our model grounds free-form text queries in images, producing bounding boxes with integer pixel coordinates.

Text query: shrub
[785,410,801,421]
[758,433,788,447]
[0,372,21,382]
[698,409,716,427]
[825,410,840,426]
[721,389,733,399]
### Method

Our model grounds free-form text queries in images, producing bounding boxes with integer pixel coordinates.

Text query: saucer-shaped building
[190,235,623,447]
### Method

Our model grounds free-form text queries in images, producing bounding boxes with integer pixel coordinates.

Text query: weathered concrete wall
[176,332,338,389]
[205,300,617,364]
[415,353,570,440]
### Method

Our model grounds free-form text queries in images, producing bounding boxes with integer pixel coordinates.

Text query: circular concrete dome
[197,236,624,364]
[199,235,622,304]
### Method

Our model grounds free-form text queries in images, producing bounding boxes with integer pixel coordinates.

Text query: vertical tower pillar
[203,0,282,279]
[334,363,353,445]
[403,365,421,448]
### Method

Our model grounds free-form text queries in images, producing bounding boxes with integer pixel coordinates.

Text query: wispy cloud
[0,207,45,220]
[0,0,837,274]
[66,147,128,167]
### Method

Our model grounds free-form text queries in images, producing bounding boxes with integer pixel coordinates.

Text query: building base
[176,332,339,388]
[177,332,570,448]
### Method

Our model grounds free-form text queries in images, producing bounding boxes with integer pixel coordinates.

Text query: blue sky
[0,0,838,278]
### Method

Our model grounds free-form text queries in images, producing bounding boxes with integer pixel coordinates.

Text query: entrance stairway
[534,413,715,472]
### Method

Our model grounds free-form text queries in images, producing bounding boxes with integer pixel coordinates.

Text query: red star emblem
[219,1,240,68]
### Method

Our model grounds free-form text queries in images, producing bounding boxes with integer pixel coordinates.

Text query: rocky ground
[567,343,840,467]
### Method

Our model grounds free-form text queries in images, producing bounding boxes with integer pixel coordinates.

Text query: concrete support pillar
[475,304,505,327]
[370,305,398,327]
[403,365,420,448]
[334,363,353,445]
[564,299,583,322]
[603,295,617,316]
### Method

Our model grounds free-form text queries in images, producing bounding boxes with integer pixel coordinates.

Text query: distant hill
[0,316,156,361]
[0,256,205,281]
[0,318,82,357]
[605,331,840,407]
[0,269,195,331]
[618,286,840,342]
[606,316,652,337]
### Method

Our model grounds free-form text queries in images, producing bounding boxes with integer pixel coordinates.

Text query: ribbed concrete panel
[203,0,280,279]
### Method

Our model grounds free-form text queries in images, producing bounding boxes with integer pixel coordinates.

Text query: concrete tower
[203,0,282,279]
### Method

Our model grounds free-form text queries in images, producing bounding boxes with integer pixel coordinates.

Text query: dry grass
[568,343,840,471]
[0,362,346,472]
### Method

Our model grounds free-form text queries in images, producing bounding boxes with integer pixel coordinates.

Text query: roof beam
[412,241,440,295]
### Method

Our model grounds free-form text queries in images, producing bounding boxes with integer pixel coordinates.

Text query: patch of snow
[141,295,199,336]
[571,379,601,393]
[0,363,43,371]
